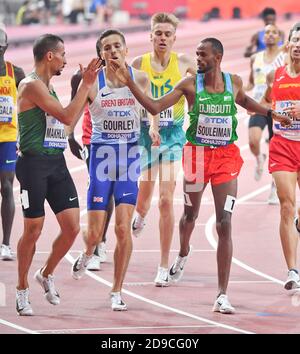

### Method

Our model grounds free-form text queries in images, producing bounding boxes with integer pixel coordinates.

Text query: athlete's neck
[203,68,224,93]
[105,66,126,88]
[288,60,300,76]
[265,45,280,60]
[33,65,52,86]
[151,50,171,71]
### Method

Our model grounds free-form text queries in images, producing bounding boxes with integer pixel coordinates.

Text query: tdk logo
[205,117,229,124]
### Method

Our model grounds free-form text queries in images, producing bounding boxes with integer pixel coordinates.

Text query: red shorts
[269,134,300,173]
[182,142,244,185]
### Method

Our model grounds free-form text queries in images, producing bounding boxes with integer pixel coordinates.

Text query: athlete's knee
[280,199,295,220]
[115,223,130,241]
[182,209,198,224]
[87,227,101,247]
[23,224,43,243]
[159,193,173,213]
[216,216,232,237]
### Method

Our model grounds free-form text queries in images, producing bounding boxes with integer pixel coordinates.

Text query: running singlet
[82,105,92,145]
[271,66,300,141]
[18,73,66,155]
[140,52,185,128]
[252,51,284,102]
[186,73,238,147]
[89,67,141,144]
[0,62,17,142]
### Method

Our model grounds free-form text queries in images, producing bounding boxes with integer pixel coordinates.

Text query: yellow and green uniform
[187,72,238,147]
[18,73,67,155]
[139,52,186,169]
[0,61,17,142]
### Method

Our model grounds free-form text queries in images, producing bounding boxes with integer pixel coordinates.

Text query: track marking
[38,324,216,333]
[0,319,39,334]
[205,184,284,286]
[65,253,254,334]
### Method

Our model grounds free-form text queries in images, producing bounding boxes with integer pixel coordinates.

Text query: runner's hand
[80,58,103,89]
[283,103,300,120]
[68,135,83,160]
[149,127,161,146]
[272,111,293,128]
[109,58,131,85]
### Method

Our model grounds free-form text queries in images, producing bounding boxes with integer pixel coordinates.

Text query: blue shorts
[0,142,17,172]
[87,142,141,211]
[139,125,186,170]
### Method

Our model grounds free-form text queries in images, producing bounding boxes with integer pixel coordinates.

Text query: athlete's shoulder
[177,53,196,75]
[230,73,243,88]
[131,66,149,87]
[131,55,143,70]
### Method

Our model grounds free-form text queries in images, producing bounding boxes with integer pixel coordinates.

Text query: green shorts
[139,125,186,170]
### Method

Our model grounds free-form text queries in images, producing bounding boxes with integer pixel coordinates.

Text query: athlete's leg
[273,171,298,270]
[85,210,108,255]
[211,178,237,295]
[135,164,158,218]
[42,208,80,277]
[158,160,178,268]
[112,203,134,292]
[0,171,15,246]
[249,126,263,157]
[248,115,267,181]
[17,217,44,289]
[179,178,208,256]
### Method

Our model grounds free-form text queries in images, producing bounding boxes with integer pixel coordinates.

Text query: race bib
[101,117,136,140]
[141,107,174,128]
[43,114,67,149]
[196,115,232,146]
[274,100,300,131]
[0,95,14,123]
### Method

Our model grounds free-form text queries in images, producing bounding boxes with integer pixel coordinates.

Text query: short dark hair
[33,34,64,62]
[98,29,126,50]
[202,38,224,56]
[262,7,276,18]
[289,22,300,40]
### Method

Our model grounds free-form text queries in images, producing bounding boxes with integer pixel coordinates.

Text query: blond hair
[151,13,179,31]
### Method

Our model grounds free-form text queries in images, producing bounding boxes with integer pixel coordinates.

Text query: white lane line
[38,324,216,333]
[0,319,39,334]
[65,253,254,334]
[205,184,284,286]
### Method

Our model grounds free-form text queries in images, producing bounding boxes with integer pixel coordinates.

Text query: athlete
[67,37,112,271]
[0,29,25,261]
[15,34,101,316]
[244,7,284,58]
[131,12,196,286]
[71,29,159,311]
[246,24,285,203]
[110,37,290,313]
[263,23,300,293]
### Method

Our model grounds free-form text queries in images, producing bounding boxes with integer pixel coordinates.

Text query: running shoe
[284,269,300,292]
[16,288,33,316]
[132,215,145,237]
[34,268,60,305]
[169,245,193,283]
[268,182,279,205]
[154,266,169,287]
[212,294,235,314]
[86,255,101,271]
[110,292,127,311]
[0,244,14,261]
[72,252,93,280]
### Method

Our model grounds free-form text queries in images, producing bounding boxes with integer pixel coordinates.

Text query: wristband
[267,109,273,119]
